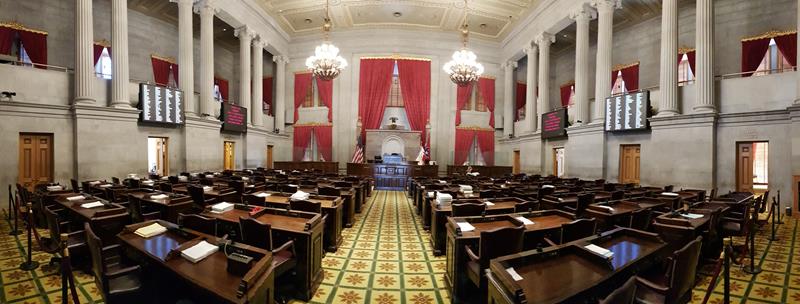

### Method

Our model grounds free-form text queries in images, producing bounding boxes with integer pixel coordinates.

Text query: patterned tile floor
[1,191,798,303]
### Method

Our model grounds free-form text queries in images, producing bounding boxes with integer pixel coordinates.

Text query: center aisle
[291,190,450,304]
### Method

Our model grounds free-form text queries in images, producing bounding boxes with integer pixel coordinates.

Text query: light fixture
[305,0,347,81]
[443,0,484,87]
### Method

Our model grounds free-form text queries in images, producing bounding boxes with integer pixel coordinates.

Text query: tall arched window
[754,38,792,76]
[678,53,694,85]
[94,48,112,79]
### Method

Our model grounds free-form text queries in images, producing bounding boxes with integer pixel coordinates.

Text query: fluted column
[536,33,555,130]
[175,0,195,115]
[503,61,517,137]
[657,0,679,116]
[195,1,216,118]
[235,26,253,123]
[110,0,130,108]
[591,0,620,123]
[74,0,95,105]
[694,0,715,113]
[572,8,594,125]
[252,38,265,127]
[524,45,538,133]
[273,55,288,133]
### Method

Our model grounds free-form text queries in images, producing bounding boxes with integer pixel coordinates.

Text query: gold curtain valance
[0,21,48,35]
[150,54,176,64]
[360,55,431,62]
[612,61,640,72]
[742,30,797,42]
[678,47,695,54]
[560,80,575,87]
[294,122,333,127]
[456,126,494,131]
[94,39,111,48]
[293,70,312,75]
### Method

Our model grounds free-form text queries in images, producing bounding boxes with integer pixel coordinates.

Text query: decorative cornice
[94,39,111,48]
[0,21,47,35]
[649,112,717,129]
[72,105,141,122]
[570,7,596,22]
[193,0,219,15]
[678,47,695,54]
[524,44,538,55]
[151,54,177,64]
[293,122,333,127]
[612,61,640,72]
[273,55,289,64]
[0,101,72,119]
[456,126,495,132]
[234,26,256,40]
[741,30,797,42]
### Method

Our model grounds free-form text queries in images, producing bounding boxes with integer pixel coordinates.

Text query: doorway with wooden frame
[512,150,520,174]
[224,141,235,170]
[553,147,565,177]
[18,133,54,190]
[266,145,274,169]
[619,144,641,184]
[147,137,169,176]
[736,141,769,195]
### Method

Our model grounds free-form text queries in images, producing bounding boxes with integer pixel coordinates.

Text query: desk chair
[663,185,674,192]
[168,176,179,184]
[451,202,486,217]
[112,177,121,185]
[318,186,340,197]
[333,181,351,188]
[564,193,594,218]
[42,206,87,268]
[611,190,625,201]
[281,184,298,194]
[290,200,322,214]
[85,223,143,304]
[187,185,216,209]
[600,276,638,304]
[177,213,216,236]
[537,187,555,200]
[71,179,81,193]
[229,180,246,196]
[548,218,596,245]
[199,178,214,186]
[300,180,317,187]
[465,226,524,302]
[514,200,538,213]
[478,190,496,199]
[635,236,703,304]
[127,197,161,223]
[721,199,752,264]
[238,217,297,277]
[158,183,172,192]
[128,179,141,189]
[242,194,267,206]
[629,208,652,231]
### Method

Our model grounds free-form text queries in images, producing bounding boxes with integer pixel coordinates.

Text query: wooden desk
[446,165,513,177]
[487,228,666,304]
[118,220,274,304]
[430,197,524,256]
[274,161,339,174]
[201,206,324,301]
[297,186,356,228]
[653,210,712,247]
[252,191,344,252]
[51,193,129,243]
[125,190,193,223]
[172,184,238,202]
[541,192,613,211]
[422,188,482,230]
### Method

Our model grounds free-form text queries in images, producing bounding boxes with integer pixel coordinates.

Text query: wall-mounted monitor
[541,108,568,139]
[221,103,247,133]
[138,83,184,125]
[605,91,650,132]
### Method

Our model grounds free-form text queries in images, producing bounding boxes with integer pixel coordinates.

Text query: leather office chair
[478,190,496,199]
[290,200,322,213]
[127,197,160,223]
[333,181,351,188]
[600,276,638,304]
[71,179,81,193]
[168,176,179,184]
[629,208,652,231]
[720,198,751,246]
[514,200,538,213]
[85,223,143,303]
[112,177,121,185]
[318,186,340,196]
[552,218,596,244]
[564,193,594,218]
[465,226,525,300]
[451,202,486,217]
[238,217,297,277]
[128,179,141,189]
[187,185,216,209]
[265,183,279,192]
[178,213,216,236]
[229,180,246,195]
[635,236,703,304]
[604,183,617,191]
[158,183,172,192]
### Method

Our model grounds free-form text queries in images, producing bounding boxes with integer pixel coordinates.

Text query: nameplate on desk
[585,244,614,259]
[456,222,475,232]
[81,201,105,209]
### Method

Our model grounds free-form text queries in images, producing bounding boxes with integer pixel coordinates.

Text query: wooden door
[267,145,274,169]
[512,151,520,174]
[554,147,565,177]
[18,134,54,190]
[737,142,754,192]
[224,141,235,170]
[619,145,641,184]
[156,138,169,176]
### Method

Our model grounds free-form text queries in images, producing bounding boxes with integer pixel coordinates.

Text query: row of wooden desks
[430,197,527,255]
[49,192,130,241]
[250,191,344,252]
[125,189,193,223]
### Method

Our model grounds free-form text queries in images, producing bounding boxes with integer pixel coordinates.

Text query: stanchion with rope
[743,198,761,274]
[700,244,733,304]
[19,202,39,271]
[8,186,21,236]
[769,197,780,241]
[776,190,783,224]
[59,233,80,304]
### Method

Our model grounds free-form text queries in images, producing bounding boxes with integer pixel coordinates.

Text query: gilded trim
[560,80,575,87]
[293,122,333,127]
[94,39,111,48]
[612,61,640,72]
[360,55,431,62]
[0,21,48,35]
[456,126,494,131]
[678,47,695,54]
[742,30,797,42]
[150,54,176,64]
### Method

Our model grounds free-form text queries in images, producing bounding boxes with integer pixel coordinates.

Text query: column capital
[273,55,289,64]
[193,0,218,15]
[534,32,555,46]
[234,26,256,41]
[591,0,621,12]
[570,7,597,22]
[524,44,538,56]
[503,61,518,70]
[170,0,198,5]
[253,37,268,49]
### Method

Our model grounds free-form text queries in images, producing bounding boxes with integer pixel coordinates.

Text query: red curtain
[685,51,696,75]
[397,59,431,145]
[774,33,797,67]
[357,59,395,139]
[454,129,475,165]
[478,78,495,128]
[455,82,473,126]
[515,83,526,121]
[18,31,47,68]
[560,83,572,107]
[620,64,639,92]
[171,63,179,86]
[611,71,619,90]
[741,38,771,77]
[93,44,105,66]
[316,78,333,122]
[294,73,313,122]
[475,130,494,166]
[313,125,333,161]
[151,57,172,86]
[0,26,14,55]
[214,77,229,101]
[293,126,314,161]
[263,77,273,115]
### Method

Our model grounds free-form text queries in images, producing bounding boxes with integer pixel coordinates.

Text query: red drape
[455,83,473,126]
[0,26,14,55]
[93,44,105,66]
[560,83,572,107]
[454,129,474,165]
[214,77,229,101]
[620,64,639,92]
[18,31,47,69]
[357,59,395,139]
[478,78,495,128]
[685,51,696,75]
[611,71,619,90]
[397,59,431,145]
[151,57,172,86]
[515,83,526,121]
[475,130,495,166]
[292,125,314,161]
[316,78,333,122]
[294,73,313,122]
[774,33,797,67]
[171,63,179,86]
[313,125,333,161]
[263,77,273,115]
[741,38,771,77]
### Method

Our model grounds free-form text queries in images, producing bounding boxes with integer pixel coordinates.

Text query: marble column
[74,0,95,105]
[175,0,195,115]
[195,2,216,118]
[657,0,679,116]
[694,0,716,113]
[536,33,555,130]
[273,55,288,133]
[503,61,517,137]
[572,8,593,125]
[235,26,252,122]
[110,0,130,108]
[252,38,265,127]
[524,45,538,133]
[591,0,620,123]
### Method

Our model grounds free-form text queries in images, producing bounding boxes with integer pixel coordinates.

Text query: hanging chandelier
[305,0,347,81]
[443,0,484,86]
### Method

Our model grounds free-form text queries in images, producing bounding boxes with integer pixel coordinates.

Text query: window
[214,84,223,102]
[468,136,486,166]
[754,38,792,76]
[94,47,112,79]
[302,78,315,107]
[611,71,626,95]
[474,85,487,112]
[568,85,575,108]
[387,62,404,107]
[19,44,32,66]
[678,53,694,85]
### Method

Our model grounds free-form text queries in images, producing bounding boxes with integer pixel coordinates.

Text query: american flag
[351,133,364,163]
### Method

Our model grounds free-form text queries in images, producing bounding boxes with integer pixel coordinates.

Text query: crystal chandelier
[444,0,484,86]
[305,0,347,81]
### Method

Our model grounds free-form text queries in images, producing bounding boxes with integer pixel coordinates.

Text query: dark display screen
[605,91,650,132]
[541,108,568,139]
[221,103,247,133]
[138,83,184,125]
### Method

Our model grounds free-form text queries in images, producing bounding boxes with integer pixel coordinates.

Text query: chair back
[452,202,486,217]
[84,223,109,295]
[300,180,317,187]
[239,217,272,250]
[663,185,674,192]
[758,191,770,213]
[104,188,118,203]
[229,180,246,194]
[281,184,298,194]
[318,186,340,196]
[127,197,146,223]
[334,181,351,188]
[599,276,637,304]
[574,193,595,217]
[560,218,596,244]
[178,213,216,236]
[168,176,179,184]
[290,200,322,213]
[478,226,524,269]
[629,208,652,231]
[242,194,267,206]
[112,177,120,184]
[514,201,537,213]
[159,183,173,192]
[71,179,80,193]
[43,207,64,242]
[537,187,555,200]
[200,178,214,186]
[187,185,207,207]
[478,190,496,199]
[603,184,616,191]
[666,236,703,302]
[129,179,141,189]
[611,190,625,200]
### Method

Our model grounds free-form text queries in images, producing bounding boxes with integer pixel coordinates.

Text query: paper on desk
[506,267,524,281]
[456,222,476,232]
[585,244,614,259]
[211,202,234,213]
[89,181,101,185]
[150,194,169,199]
[202,186,213,192]
[681,213,704,219]
[181,240,218,263]
[541,185,555,189]
[66,195,85,201]
[661,192,679,197]
[80,201,105,209]
[596,205,615,213]
[515,216,535,225]
[256,192,271,198]
[484,201,495,206]
[134,223,167,238]
[99,184,113,188]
